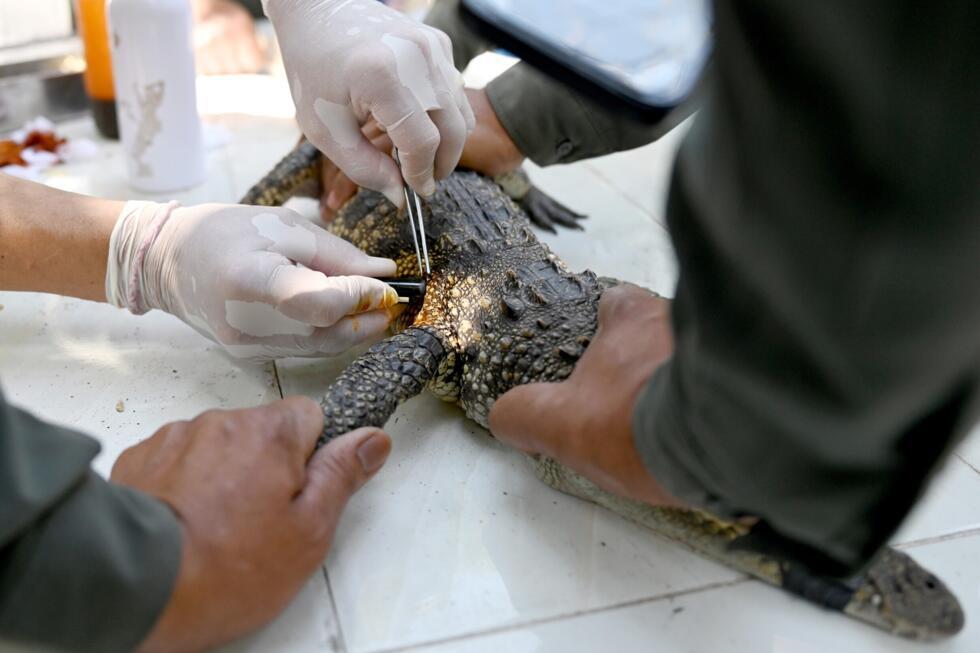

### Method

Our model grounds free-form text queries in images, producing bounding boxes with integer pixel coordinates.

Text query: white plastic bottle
[107,0,205,192]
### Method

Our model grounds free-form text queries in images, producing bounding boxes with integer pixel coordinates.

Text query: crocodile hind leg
[318,326,447,445]
[532,456,964,641]
[240,140,322,206]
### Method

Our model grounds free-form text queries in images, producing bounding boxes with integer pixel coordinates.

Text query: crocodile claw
[493,167,587,233]
[519,186,587,233]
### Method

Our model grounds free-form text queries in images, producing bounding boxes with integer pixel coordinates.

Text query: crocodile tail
[534,458,964,641]
[318,326,447,446]
[240,139,323,206]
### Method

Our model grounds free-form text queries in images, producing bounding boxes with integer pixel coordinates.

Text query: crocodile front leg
[318,326,447,445]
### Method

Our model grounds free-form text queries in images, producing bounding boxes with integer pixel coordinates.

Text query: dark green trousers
[634,1,980,573]
[432,0,980,573]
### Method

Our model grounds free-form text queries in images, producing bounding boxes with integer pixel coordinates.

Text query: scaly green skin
[242,143,964,641]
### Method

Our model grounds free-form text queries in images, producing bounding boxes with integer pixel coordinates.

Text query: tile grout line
[366,576,751,653]
[322,565,349,653]
[270,361,285,400]
[893,524,980,550]
[955,452,980,476]
[581,161,666,227]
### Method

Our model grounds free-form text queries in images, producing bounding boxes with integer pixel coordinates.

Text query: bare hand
[192,0,265,75]
[489,285,683,507]
[319,88,524,221]
[111,397,391,652]
[456,86,524,177]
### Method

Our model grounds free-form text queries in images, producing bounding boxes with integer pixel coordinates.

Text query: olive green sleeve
[0,393,182,652]
[427,0,688,166]
[485,64,691,167]
[632,0,980,574]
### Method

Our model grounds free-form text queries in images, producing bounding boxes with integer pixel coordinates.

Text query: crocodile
[242,140,965,641]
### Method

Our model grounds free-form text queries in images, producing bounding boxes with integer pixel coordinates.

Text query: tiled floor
[1,75,978,653]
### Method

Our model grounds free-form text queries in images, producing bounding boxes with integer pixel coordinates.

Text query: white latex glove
[106,201,400,361]
[264,0,475,205]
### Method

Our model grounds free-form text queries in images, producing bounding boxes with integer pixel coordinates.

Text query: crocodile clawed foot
[493,167,587,233]
[519,186,588,233]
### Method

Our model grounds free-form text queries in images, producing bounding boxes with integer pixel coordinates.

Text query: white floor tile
[277,354,741,653]
[956,422,980,476]
[891,451,980,545]
[0,291,347,652]
[524,161,678,297]
[407,534,980,653]
[0,293,280,475]
[218,571,344,653]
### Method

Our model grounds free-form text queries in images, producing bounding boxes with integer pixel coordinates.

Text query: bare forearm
[0,174,123,301]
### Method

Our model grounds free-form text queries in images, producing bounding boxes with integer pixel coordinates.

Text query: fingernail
[422,179,436,197]
[326,191,338,209]
[369,255,398,272]
[357,433,390,473]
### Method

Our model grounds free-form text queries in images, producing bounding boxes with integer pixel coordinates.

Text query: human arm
[0,171,123,301]
[0,390,180,651]
[490,0,980,575]
[318,0,692,218]
[0,174,400,360]
[320,87,523,219]
[0,387,389,652]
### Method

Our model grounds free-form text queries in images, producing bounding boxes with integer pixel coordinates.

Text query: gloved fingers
[427,99,467,181]
[380,103,442,197]
[299,308,392,356]
[422,27,476,134]
[248,209,396,277]
[321,124,393,220]
[368,34,446,197]
[305,229,397,278]
[306,98,405,206]
[267,266,399,328]
[458,83,477,134]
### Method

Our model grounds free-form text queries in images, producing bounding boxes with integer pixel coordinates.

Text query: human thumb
[299,427,391,517]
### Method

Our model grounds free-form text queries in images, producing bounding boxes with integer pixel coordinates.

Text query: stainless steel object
[0,38,88,133]
[393,148,431,277]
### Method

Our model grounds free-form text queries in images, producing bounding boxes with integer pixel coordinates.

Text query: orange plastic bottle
[75,0,119,139]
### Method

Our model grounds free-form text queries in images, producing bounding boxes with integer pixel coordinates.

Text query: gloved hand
[320,88,524,221]
[264,0,474,205]
[106,200,400,361]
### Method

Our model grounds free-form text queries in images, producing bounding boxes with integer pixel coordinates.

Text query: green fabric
[485,65,690,166]
[427,0,684,165]
[633,0,980,573]
[0,391,182,652]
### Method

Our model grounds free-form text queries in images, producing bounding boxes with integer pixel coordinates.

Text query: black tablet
[459,0,712,123]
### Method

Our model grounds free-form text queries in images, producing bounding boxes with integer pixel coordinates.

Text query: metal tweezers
[393,148,430,277]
